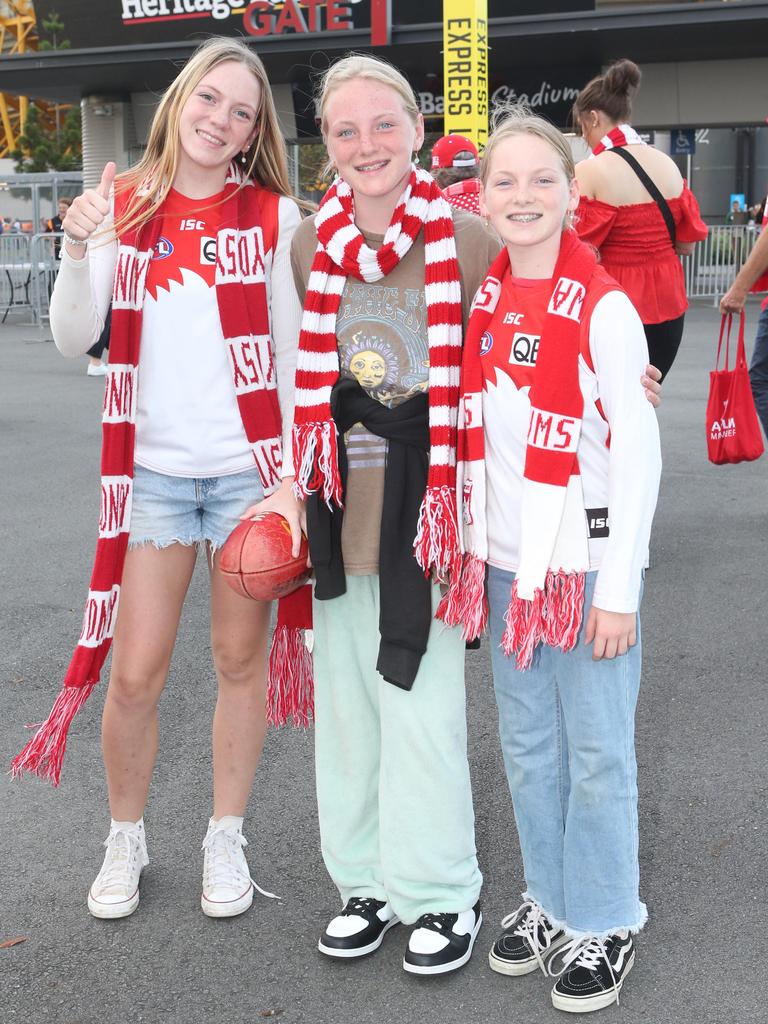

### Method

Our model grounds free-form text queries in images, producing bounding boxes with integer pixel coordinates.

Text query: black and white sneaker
[489,898,569,976]
[402,902,482,976]
[318,897,400,959]
[550,932,635,1013]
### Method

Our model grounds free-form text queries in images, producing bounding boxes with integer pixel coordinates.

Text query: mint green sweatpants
[312,575,482,925]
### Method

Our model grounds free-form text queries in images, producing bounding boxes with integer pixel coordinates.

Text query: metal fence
[0,223,761,323]
[0,232,61,324]
[683,224,761,303]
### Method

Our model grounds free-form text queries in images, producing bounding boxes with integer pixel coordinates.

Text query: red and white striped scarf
[292,166,463,579]
[439,230,597,668]
[13,166,308,785]
[591,123,645,156]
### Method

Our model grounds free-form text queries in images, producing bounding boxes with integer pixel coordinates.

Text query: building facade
[2,1,768,218]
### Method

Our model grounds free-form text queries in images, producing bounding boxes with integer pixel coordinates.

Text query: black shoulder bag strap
[609,146,677,247]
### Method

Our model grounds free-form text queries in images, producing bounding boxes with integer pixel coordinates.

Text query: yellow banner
[442,0,489,154]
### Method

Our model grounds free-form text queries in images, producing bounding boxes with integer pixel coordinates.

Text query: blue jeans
[749,304,768,438]
[128,464,264,551]
[488,566,647,937]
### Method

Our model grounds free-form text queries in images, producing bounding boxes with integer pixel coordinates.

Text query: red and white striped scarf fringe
[439,232,596,667]
[292,166,463,580]
[13,166,302,785]
[591,123,645,156]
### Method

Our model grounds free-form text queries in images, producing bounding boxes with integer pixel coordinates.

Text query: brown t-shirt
[291,209,501,575]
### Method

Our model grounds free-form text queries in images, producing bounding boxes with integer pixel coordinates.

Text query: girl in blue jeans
[442,105,661,1013]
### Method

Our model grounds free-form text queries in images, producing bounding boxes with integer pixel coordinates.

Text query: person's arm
[49,210,116,356]
[586,291,662,658]
[720,226,768,313]
[50,164,117,356]
[574,159,596,200]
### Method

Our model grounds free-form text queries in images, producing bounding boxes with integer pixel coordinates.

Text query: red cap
[431,134,479,170]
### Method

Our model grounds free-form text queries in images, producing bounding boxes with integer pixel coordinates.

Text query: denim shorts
[128,463,265,551]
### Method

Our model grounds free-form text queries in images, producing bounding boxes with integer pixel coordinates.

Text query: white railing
[683,224,762,302]
[0,232,61,324]
[0,224,761,321]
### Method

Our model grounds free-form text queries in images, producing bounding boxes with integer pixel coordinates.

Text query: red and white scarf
[439,230,597,668]
[292,166,463,579]
[13,166,310,785]
[591,123,645,156]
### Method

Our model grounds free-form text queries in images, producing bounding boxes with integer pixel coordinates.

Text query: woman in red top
[573,59,708,379]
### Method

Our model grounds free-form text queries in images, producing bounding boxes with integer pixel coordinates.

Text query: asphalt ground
[1,301,766,1024]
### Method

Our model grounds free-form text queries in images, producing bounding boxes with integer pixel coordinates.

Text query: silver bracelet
[63,231,88,249]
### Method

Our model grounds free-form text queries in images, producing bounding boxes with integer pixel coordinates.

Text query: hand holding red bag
[706,312,764,465]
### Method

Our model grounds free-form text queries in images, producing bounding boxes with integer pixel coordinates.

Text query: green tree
[12,105,82,172]
[38,10,71,50]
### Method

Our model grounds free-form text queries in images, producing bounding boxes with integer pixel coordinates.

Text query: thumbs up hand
[62,161,117,257]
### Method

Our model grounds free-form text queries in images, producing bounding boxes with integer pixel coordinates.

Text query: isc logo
[586,507,610,538]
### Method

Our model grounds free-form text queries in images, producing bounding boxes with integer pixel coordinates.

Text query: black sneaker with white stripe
[489,899,568,976]
[550,932,635,1013]
[318,897,400,959]
[402,902,482,976]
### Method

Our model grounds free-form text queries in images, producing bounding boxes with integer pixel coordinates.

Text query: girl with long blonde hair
[16,36,306,922]
[289,52,500,975]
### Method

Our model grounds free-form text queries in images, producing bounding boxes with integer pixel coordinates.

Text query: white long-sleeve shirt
[50,187,302,478]
[481,269,661,613]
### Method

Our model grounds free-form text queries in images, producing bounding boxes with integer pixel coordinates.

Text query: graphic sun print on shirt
[342,331,400,398]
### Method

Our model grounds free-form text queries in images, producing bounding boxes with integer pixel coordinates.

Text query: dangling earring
[240,151,248,166]
[413,150,420,164]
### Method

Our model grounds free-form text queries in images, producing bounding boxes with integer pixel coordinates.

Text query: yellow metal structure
[0,1,63,159]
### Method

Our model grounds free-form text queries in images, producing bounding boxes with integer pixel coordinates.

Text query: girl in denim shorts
[21,38,306,922]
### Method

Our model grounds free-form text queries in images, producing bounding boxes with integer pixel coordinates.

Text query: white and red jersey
[480,266,661,612]
[51,186,302,478]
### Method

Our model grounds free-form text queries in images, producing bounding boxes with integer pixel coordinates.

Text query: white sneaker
[87,820,148,919]
[403,902,483,975]
[201,816,278,918]
[318,897,400,958]
[86,362,107,376]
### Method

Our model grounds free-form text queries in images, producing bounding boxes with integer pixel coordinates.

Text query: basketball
[219,513,310,602]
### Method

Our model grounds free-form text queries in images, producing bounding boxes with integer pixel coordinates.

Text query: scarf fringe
[436,553,488,641]
[413,485,461,581]
[293,421,343,507]
[502,571,585,669]
[266,626,314,728]
[11,683,96,786]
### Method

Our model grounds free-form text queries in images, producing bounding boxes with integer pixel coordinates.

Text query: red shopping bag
[706,312,764,464]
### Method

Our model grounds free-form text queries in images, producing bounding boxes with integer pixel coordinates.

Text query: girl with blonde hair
[14,36,306,921]
[444,103,661,1012]
[289,52,499,975]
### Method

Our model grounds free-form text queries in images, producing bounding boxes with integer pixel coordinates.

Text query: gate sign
[442,0,488,154]
[671,129,696,156]
[32,0,390,48]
